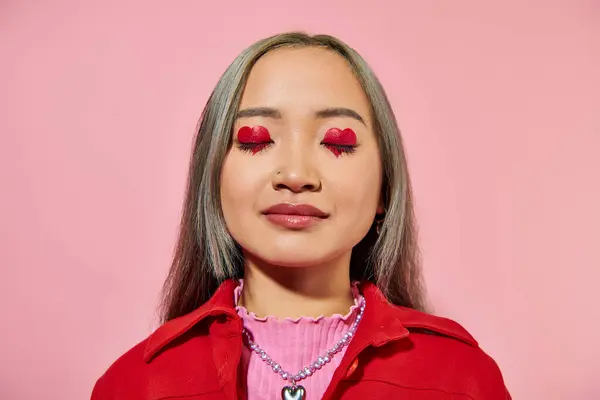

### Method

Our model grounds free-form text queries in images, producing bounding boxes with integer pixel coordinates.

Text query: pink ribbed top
[235,281,363,400]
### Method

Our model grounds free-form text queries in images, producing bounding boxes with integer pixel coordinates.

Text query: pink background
[1,1,599,399]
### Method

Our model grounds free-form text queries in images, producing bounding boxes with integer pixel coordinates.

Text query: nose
[272,149,321,193]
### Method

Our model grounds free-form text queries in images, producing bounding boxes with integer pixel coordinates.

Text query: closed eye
[237,141,273,155]
[321,143,357,157]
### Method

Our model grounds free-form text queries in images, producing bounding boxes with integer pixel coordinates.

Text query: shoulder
[91,321,222,400]
[91,282,241,399]
[377,306,511,399]
[91,339,150,400]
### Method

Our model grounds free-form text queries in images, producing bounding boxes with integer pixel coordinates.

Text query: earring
[375,215,385,235]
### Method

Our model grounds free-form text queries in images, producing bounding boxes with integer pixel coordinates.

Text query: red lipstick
[262,203,328,229]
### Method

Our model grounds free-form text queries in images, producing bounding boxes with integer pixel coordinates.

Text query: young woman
[92,32,511,400]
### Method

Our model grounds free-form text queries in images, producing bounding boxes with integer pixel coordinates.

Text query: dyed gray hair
[160,32,426,322]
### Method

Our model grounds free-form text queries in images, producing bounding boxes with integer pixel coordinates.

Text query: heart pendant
[281,385,306,400]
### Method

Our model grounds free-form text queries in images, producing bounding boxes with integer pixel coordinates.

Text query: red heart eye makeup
[235,126,358,157]
[237,125,272,143]
[321,128,358,157]
[236,126,273,154]
[322,128,357,146]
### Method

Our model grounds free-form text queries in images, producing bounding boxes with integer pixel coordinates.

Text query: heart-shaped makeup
[323,127,357,146]
[237,125,270,142]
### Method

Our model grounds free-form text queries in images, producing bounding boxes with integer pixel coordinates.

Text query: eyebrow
[236,107,282,119]
[236,107,366,125]
[315,107,365,125]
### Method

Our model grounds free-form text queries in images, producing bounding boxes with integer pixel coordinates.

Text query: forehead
[240,47,372,122]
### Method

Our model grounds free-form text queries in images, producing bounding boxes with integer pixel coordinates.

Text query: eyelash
[321,143,357,157]
[237,142,357,156]
[237,142,273,154]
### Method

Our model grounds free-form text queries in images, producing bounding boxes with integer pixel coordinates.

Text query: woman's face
[221,47,383,268]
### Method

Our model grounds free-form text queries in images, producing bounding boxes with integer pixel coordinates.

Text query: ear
[376,194,385,215]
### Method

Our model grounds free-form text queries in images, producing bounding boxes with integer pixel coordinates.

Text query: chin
[245,240,341,268]
[262,255,325,268]
[233,226,359,269]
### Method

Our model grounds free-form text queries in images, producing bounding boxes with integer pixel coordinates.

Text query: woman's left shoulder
[385,306,511,398]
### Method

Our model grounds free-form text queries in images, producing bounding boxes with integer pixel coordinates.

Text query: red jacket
[92,280,511,399]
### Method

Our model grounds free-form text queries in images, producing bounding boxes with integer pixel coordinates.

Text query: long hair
[159,32,427,323]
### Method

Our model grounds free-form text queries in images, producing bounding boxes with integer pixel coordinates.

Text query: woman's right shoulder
[92,287,241,399]
[91,338,150,400]
[91,317,223,400]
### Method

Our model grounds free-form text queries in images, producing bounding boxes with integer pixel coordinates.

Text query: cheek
[328,156,383,214]
[220,153,270,218]
[221,155,251,207]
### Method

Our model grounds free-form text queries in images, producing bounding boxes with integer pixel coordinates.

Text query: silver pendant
[281,385,306,400]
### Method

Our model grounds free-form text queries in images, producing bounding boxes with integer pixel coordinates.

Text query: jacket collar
[144,279,477,363]
[144,280,239,362]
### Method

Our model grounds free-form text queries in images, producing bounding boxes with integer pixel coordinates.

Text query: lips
[262,203,328,218]
[262,203,328,229]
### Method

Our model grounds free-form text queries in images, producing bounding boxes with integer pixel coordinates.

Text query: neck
[239,253,354,319]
